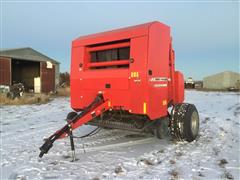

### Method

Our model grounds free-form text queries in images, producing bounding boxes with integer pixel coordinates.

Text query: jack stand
[82,141,86,154]
[69,129,76,162]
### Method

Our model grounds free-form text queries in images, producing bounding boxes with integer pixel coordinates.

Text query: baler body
[71,21,184,120]
[39,22,199,158]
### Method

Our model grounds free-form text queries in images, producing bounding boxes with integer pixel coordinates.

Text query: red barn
[0,47,60,93]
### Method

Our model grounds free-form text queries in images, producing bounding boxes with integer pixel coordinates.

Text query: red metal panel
[72,21,165,47]
[174,71,184,104]
[147,22,171,119]
[41,62,55,93]
[87,60,129,68]
[87,42,130,52]
[129,36,149,114]
[0,57,11,85]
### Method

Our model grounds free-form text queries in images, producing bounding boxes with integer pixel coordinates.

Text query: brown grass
[0,87,70,105]
[55,87,70,97]
[196,88,240,92]
[169,169,178,180]
[0,93,51,105]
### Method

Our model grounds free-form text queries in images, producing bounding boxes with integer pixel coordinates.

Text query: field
[1,90,239,179]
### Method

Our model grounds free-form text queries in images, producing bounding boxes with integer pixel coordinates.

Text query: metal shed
[0,47,60,93]
[203,71,240,90]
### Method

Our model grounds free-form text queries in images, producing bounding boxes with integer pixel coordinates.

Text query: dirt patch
[202,117,210,124]
[169,159,176,164]
[212,147,220,156]
[234,111,240,117]
[62,155,72,159]
[235,106,240,111]
[92,177,100,180]
[169,169,178,180]
[158,149,164,153]
[125,134,147,138]
[198,171,205,177]
[138,158,156,166]
[175,151,183,157]
[218,159,228,167]
[218,159,234,179]
[114,166,124,174]
[223,170,234,179]
[49,161,59,165]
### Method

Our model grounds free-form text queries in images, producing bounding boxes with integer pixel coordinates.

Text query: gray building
[0,47,60,93]
[203,71,240,90]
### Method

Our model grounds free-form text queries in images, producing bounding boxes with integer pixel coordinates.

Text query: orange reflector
[108,101,111,107]
[163,100,167,106]
[143,102,147,114]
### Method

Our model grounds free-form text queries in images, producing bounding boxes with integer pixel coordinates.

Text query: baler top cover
[72,21,166,46]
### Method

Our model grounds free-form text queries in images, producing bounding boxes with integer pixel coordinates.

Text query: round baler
[39,21,199,158]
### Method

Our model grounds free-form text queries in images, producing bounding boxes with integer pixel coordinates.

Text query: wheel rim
[191,111,199,136]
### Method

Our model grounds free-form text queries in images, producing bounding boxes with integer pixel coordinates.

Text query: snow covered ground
[1,90,239,180]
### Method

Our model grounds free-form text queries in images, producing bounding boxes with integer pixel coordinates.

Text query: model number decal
[154,84,168,87]
[150,77,170,82]
[131,71,139,78]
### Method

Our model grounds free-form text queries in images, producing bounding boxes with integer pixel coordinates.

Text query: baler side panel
[71,41,132,110]
[173,71,184,104]
[71,46,84,110]
[78,69,131,109]
[168,41,176,105]
[129,36,148,114]
[147,23,171,120]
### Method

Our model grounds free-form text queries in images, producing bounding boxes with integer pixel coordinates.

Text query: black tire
[67,111,78,121]
[155,117,169,139]
[170,103,199,142]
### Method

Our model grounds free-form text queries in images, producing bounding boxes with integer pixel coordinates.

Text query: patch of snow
[1,91,239,179]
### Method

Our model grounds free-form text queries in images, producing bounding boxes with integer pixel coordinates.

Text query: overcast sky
[1,1,239,80]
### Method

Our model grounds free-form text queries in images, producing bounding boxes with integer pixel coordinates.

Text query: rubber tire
[155,118,169,139]
[67,111,78,121]
[171,103,199,142]
[183,104,199,142]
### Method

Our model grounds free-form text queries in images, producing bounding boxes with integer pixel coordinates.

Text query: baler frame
[39,94,110,158]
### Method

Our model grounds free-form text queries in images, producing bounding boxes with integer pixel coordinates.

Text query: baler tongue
[39,94,109,158]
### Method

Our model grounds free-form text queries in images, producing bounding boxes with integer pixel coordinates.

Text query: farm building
[203,71,240,90]
[0,47,60,93]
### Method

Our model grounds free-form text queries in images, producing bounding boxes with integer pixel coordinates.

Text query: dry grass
[196,88,240,92]
[0,87,69,105]
[169,169,178,180]
[0,93,51,105]
[56,87,70,97]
